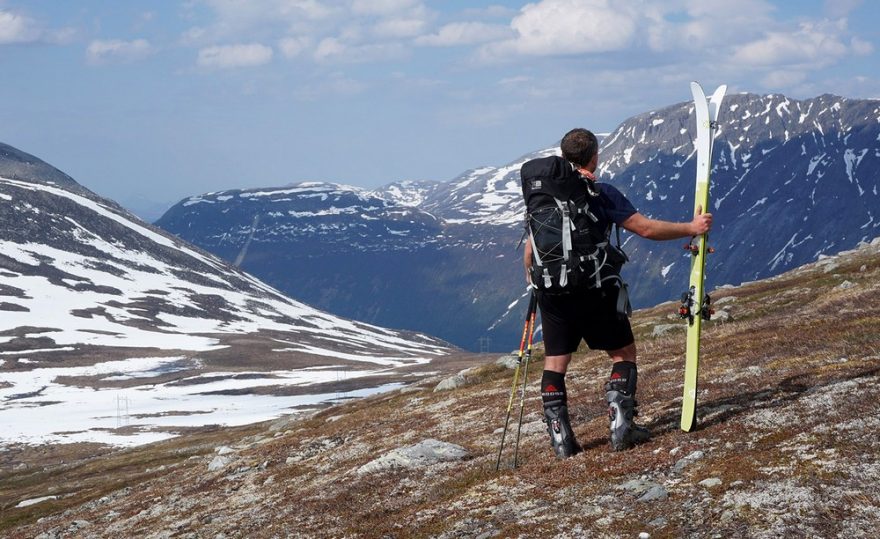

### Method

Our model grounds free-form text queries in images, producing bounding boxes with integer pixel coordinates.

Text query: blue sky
[0,0,877,217]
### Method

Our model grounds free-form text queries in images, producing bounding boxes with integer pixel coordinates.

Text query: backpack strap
[555,198,573,288]
[527,228,555,289]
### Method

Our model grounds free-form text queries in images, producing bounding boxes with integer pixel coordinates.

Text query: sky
[0,0,878,219]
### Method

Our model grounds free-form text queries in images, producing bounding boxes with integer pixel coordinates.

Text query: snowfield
[0,175,451,448]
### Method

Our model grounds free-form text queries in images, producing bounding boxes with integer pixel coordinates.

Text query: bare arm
[621,206,713,240]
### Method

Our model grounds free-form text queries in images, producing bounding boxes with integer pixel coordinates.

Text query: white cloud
[351,0,420,16]
[183,0,337,44]
[761,69,807,89]
[313,37,406,64]
[0,10,42,44]
[478,0,640,59]
[646,0,775,52]
[198,43,274,69]
[416,22,512,47]
[851,36,874,55]
[86,39,155,65]
[279,36,311,58]
[373,15,427,39]
[732,20,852,68]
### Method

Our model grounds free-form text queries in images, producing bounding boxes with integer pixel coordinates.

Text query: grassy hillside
[3,238,879,538]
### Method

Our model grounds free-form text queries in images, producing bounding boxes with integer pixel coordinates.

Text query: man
[522,128,712,457]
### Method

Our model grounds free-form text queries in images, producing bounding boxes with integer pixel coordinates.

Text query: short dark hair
[560,128,598,167]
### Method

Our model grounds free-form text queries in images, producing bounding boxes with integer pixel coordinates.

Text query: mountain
[0,142,78,189]
[5,236,879,537]
[156,92,880,351]
[0,145,454,448]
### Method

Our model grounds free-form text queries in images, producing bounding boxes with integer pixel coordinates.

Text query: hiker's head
[561,128,598,170]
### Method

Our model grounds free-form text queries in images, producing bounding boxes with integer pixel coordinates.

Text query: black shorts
[538,287,634,356]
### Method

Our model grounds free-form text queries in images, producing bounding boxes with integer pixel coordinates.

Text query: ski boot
[605,363,650,451]
[543,400,581,459]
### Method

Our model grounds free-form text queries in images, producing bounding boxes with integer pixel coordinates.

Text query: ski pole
[512,292,538,469]
[495,288,538,471]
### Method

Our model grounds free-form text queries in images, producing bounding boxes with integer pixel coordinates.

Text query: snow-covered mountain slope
[156,92,880,351]
[0,150,454,447]
[0,175,447,357]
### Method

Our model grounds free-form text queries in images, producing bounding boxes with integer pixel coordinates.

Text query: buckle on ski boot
[543,401,580,459]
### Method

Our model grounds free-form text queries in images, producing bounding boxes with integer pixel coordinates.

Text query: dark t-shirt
[591,182,638,229]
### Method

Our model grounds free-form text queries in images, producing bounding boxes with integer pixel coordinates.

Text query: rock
[208,455,232,471]
[495,354,519,369]
[638,485,669,502]
[68,520,92,532]
[714,295,736,305]
[357,438,469,474]
[216,446,235,456]
[649,517,667,527]
[652,324,684,337]
[712,309,732,323]
[699,477,722,488]
[433,373,467,392]
[619,479,666,502]
[673,450,705,473]
[860,265,867,272]
[822,261,841,274]
[837,280,856,290]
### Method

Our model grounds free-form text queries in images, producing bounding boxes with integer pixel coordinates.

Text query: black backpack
[521,156,631,315]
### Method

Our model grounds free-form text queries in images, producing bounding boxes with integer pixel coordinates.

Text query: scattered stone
[433,373,467,392]
[712,309,732,323]
[837,280,856,290]
[357,438,469,474]
[619,478,666,502]
[434,366,484,392]
[652,324,685,337]
[699,477,722,488]
[821,261,841,274]
[208,455,232,472]
[714,295,736,305]
[639,533,651,539]
[216,446,235,456]
[673,450,705,473]
[860,265,867,272]
[495,354,519,369]
[68,520,92,532]
[649,517,667,527]
[638,485,669,502]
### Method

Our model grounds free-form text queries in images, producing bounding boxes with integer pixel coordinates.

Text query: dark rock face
[156,93,880,350]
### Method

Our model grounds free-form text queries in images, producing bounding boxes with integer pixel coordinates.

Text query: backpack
[520,156,632,316]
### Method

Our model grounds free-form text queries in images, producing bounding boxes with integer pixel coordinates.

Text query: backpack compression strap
[555,199,572,288]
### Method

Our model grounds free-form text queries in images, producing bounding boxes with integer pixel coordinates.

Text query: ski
[680,81,726,432]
